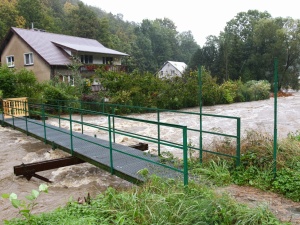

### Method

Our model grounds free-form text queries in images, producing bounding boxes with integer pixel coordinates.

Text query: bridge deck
[0,115,182,184]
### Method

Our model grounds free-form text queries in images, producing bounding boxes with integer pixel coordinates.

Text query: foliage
[0,66,40,98]
[0,66,17,98]
[1,184,48,223]
[3,178,287,225]
[96,68,270,113]
[189,10,300,91]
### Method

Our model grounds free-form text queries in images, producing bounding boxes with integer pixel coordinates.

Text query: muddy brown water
[1,91,300,223]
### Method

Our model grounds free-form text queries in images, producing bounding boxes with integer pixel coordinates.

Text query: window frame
[24,52,34,66]
[6,55,15,68]
[63,75,74,86]
[81,55,93,64]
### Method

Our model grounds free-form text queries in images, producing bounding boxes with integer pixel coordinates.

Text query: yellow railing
[3,97,28,118]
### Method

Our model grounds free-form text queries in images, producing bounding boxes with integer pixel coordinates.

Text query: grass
[4,176,289,225]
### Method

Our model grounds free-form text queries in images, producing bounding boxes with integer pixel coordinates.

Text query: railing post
[12,101,15,129]
[198,65,203,163]
[42,104,47,144]
[183,126,188,185]
[69,108,74,155]
[112,107,116,143]
[236,118,241,167]
[25,101,28,135]
[1,100,4,126]
[80,101,83,134]
[108,115,114,174]
[157,109,161,156]
[58,104,61,128]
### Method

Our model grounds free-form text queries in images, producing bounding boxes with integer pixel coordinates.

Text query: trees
[189,9,300,90]
[65,2,101,40]
[0,0,23,40]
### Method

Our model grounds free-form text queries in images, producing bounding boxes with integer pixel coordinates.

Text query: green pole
[273,58,278,177]
[198,65,203,163]
[69,108,74,155]
[112,107,116,143]
[236,118,241,166]
[157,109,161,156]
[25,101,28,135]
[80,102,83,134]
[42,104,47,143]
[183,126,188,185]
[108,115,114,174]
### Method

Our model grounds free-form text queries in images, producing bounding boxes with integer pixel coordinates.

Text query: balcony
[80,64,126,73]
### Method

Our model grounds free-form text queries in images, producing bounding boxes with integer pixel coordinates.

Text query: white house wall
[159,62,182,78]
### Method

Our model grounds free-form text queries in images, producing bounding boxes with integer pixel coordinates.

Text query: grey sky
[81,0,300,46]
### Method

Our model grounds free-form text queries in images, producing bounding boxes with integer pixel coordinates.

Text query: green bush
[245,80,271,101]
[41,84,73,105]
[0,66,17,98]
[14,69,40,98]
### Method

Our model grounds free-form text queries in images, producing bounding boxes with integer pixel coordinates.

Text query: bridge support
[14,156,85,182]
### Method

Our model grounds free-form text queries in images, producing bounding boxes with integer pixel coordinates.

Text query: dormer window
[6,55,14,67]
[81,55,93,64]
[24,53,34,65]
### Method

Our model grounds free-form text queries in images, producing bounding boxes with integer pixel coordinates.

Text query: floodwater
[0,91,300,223]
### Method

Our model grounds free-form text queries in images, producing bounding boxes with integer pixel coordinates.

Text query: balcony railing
[80,64,126,73]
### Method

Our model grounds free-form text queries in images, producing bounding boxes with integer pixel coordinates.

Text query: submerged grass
[4,176,289,225]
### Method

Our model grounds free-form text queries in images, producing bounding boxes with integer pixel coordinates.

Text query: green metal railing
[1,100,189,185]
[29,98,241,166]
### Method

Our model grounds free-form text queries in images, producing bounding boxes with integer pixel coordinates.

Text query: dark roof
[1,27,128,66]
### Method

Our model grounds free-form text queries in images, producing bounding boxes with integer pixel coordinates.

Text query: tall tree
[17,0,44,29]
[0,0,23,40]
[65,2,101,39]
[223,10,272,80]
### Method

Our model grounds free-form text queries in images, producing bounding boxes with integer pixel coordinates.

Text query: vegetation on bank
[0,65,271,113]
[3,176,290,225]
[189,130,300,202]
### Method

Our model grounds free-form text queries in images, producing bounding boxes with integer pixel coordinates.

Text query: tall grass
[4,176,288,225]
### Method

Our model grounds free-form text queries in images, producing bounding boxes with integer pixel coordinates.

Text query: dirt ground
[217,185,300,224]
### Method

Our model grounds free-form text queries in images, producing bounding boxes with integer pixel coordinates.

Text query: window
[6,56,14,67]
[24,53,33,65]
[171,70,175,76]
[81,55,93,64]
[103,57,113,64]
[63,75,74,86]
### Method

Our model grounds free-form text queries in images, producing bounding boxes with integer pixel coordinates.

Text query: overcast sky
[81,0,300,46]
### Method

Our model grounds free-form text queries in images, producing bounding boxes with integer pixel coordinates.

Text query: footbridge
[0,98,241,185]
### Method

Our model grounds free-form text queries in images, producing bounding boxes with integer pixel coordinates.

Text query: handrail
[28,98,241,166]
[2,100,189,185]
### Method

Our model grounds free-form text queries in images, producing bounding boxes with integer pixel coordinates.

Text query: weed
[1,184,48,224]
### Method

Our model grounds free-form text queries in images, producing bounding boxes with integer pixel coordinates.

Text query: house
[0,27,128,83]
[157,61,187,79]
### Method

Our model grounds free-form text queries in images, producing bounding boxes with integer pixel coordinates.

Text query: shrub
[245,80,271,101]
[0,66,17,98]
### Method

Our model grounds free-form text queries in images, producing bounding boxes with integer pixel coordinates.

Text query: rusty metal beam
[129,142,148,151]
[14,156,85,182]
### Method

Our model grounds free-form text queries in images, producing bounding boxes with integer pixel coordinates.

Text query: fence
[2,97,28,118]
[28,98,241,166]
